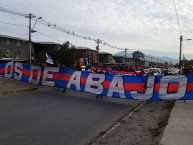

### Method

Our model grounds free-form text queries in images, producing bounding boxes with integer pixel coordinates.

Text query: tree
[38,51,47,65]
[50,41,77,67]
[132,51,145,66]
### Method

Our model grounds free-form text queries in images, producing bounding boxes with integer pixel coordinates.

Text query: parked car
[168,68,180,75]
[149,68,162,76]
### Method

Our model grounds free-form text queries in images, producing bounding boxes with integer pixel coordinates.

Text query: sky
[1,0,193,60]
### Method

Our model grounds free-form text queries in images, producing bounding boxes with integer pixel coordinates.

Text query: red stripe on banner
[187,82,193,92]
[53,73,71,81]
[124,83,146,92]
[154,83,180,93]
[103,80,111,89]
[40,72,44,78]
[8,66,11,72]
[154,84,160,92]
[0,68,4,73]
[168,83,179,93]
[81,77,87,85]
[31,71,38,78]
[22,69,31,76]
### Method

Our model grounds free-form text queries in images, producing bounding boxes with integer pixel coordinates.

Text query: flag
[46,53,54,64]
[84,54,89,66]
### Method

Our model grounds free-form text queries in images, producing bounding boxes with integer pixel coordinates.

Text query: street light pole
[95,39,102,66]
[179,35,183,71]
[28,14,42,64]
[29,13,32,64]
[179,35,192,74]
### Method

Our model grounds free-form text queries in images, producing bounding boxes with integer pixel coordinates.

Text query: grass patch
[99,131,107,136]
[120,119,126,123]
[149,101,175,137]
[134,109,140,113]
[148,116,168,137]
[166,101,175,111]
[98,141,109,144]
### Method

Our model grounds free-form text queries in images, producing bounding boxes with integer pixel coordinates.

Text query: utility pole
[124,48,127,64]
[124,48,127,71]
[27,13,42,64]
[183,54,185,69]
[96,39,102,51]
[95,39,102,66]
[29,13,32,64]
[179,35,183,71]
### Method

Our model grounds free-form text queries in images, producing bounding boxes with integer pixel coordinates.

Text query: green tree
[38,51,47,64]
[50,41,77,67]
[132,51,145,66]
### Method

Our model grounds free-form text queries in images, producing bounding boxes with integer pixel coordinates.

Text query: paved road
[0,87,142,145]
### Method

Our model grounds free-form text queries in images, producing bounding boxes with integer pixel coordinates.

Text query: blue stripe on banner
[151,92,161,101]
[0,63,6,68]
[181,92,193,100]
[181,74,193,100]
[101,88,108,97]
[21,64,31,83]
[105,74,115,81]
[59,67,75,74]
[124,91,133,99]
[123,75,148,83]
[0,63,6,76]
[186,74,193,82]
[81,71,89,78]
[55,80,68,88]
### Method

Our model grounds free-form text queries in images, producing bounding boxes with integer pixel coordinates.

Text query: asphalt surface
[0,82,143,145]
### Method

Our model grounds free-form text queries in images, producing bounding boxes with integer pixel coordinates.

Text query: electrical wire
[19,33,29,38]
[172,0,182,35]
[0,7,28,17]
[0,21,27,27]
[36,31,64,43]
[0,6,128,51]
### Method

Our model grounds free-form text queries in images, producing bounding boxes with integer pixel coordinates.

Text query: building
[98,52,115,67]
[113,51,134,66]
[34,42,62,59]
[113,56,134,65]
[76,47,98,66]
[0,34,32,61]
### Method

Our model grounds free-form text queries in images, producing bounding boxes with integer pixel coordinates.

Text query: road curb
[90,101,146,145]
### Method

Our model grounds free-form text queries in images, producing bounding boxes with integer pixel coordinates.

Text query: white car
[149,68,162,76]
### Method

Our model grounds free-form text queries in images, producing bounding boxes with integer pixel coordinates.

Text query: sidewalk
[160,100,193,145]
[0,77,41,95]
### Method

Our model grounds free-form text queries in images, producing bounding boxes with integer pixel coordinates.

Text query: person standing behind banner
[76,63,81,71]
[139,69,145,75]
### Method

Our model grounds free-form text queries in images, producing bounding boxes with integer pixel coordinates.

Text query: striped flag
[46,53,54,64]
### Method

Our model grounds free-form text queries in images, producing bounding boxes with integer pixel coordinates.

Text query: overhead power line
[19,33,29,38]
[0,6,128,51]
[172,0,182,35]
[0,21,27,27]
[36,31,64,43]
[0,7,28,17]
[37,18,126,50]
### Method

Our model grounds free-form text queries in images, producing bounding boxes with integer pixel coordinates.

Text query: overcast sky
[1,0,193,59]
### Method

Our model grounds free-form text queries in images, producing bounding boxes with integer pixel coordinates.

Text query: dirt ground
[92,100,175,145]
